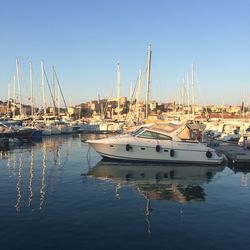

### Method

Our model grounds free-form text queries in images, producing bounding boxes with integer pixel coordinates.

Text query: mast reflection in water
[0,136,71,214]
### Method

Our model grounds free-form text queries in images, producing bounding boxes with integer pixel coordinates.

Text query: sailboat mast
[187,72,190,118]
[177,86,180,109]
[29,61,34,117]
[242,88,246,118]
[16,58,23,117]
[117,62,120,116]
[137,69,142,122]
[52,65,56,117]
[7,83,10,117]
[182,78,185,114]
[41,61,47,120]
[13,75,16,117]
[129,81,133,103]
[58,85,60,117]
[191,63,195,120]
[145,45,152,119]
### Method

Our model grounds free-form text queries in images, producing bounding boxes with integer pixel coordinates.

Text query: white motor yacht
[86,123,223,164]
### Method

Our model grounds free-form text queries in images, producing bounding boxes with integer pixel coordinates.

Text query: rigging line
[43,68,57,112]
[100,98,108,120]
[125,77,138,122]
[197,79,209,118]
[107,87,117,117]
[197,79,207,106]
[101,68,119,119]
[125,72,141,123]
[100,97,108,119]
[131,60,147,103]
[125,66,147,123]
[124,50,148,125]
[54,68,68,111]
[99,86,113,119]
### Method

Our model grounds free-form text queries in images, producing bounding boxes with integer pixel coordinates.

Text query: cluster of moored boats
[203,119,250,146]
[1,116,250,165]
[0,119,77,139]
[0,117,123,149]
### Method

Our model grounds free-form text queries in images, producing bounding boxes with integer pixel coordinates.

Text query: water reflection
[0,135,74,214]
[229,163,250,186]
[39,143,47,210]
[88,161,224,234]
[28,146,34,207]
[15,152,23,214]
[88,161,225,203]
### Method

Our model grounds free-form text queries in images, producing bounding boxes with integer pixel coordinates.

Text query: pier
[215,141,250,165]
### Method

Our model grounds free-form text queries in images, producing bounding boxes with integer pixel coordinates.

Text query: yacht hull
[87,139,223,165]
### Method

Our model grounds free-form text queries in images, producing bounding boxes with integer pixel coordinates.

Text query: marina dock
[215,142,250,165]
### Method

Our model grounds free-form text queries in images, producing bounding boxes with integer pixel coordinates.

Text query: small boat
[11,126,35,139]
[1,123,35,139]
[0,118,22,127]
[86,123,223,164]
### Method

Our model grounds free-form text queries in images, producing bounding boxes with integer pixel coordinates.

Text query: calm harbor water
[0,134,250,250]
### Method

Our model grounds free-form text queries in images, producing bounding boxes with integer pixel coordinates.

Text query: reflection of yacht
[87,160,224,203]
[87,123,223,164]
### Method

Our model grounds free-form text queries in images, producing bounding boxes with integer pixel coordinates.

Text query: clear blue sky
[0,0,249,107]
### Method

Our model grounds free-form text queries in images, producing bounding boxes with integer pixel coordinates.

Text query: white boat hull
[87,136,223,165]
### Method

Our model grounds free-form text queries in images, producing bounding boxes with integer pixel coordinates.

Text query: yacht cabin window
[137,130,172,140]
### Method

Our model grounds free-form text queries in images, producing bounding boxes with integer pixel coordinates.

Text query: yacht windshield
[131,127,145,136]
[137,130,172,140]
